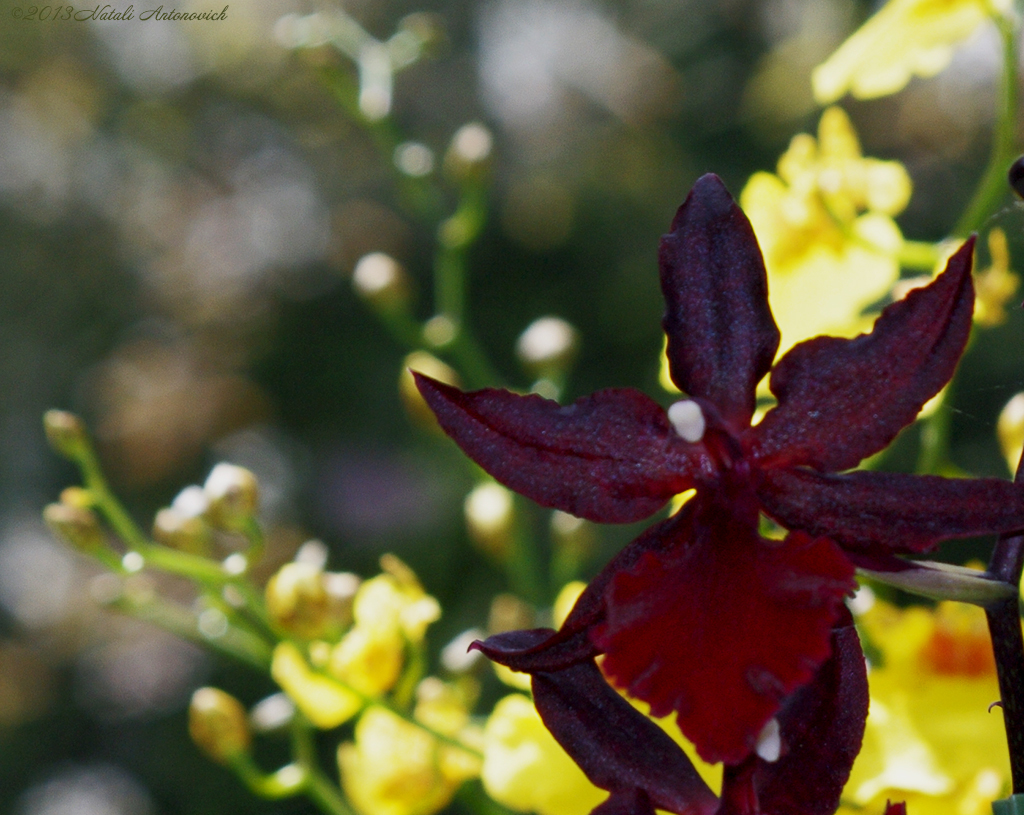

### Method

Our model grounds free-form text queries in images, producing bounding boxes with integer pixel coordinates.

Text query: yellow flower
[740,107,911,360]
[329,623,405,697]
[339,703,478,815]
[812,0,1011,103]
[271,641,362,729]
[354,555,441,644]
[841,597,1010,815]
[974,228,1019,328]
[265,562,332,640]
[482,693,608,815]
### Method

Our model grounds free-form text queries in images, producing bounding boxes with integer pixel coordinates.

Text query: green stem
[111,593,272,670]
[954,10,1019,237]
[897,240,942,271]
[292,714,355,815]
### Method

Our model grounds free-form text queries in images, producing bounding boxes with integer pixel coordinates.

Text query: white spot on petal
[668,400,705,442]
[756,717,781,762]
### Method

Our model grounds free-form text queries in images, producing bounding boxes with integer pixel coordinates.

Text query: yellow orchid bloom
[740,107,911,359]
[813,0,1011,103]
[841,596,1010,815]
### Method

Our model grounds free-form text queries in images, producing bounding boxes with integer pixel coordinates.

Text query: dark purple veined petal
[593,497,855,765]
[753,608,868,815]
[659,174,780,430]
[414,374,702,523]
[531,659,718,815]
[750,238,975,473]
[757,467,1024,553]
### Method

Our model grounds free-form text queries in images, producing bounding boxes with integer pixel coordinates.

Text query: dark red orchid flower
[414,174,1024,796]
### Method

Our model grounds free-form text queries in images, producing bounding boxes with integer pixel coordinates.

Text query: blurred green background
[1,0,1022,811]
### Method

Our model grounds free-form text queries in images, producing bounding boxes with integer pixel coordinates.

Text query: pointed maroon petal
[885,802,908,815]
[754,608,868,815]
[660,174,780,428]
[758,468,1024,553]
[470,627,599,673]
[750,238,976,472]
[593,498,855,765]
[531,660,718,815]
[414,373,700,523]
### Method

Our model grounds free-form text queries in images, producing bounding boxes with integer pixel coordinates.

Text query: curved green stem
[954,10,1020,237]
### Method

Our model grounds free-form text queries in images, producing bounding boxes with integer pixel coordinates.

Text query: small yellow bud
[515,317,579,377]
[153,507,210,554]
[998,392,1024,476]
[59,486,94,508]
[400,351,460,428]
[444,122,493,183]
[464,482,515,559]
[188,687,251,764]
[266,562,331,639]
[203,463,259,530]
[44,502,105,553]
[352,252,411,311]
[43,410,89,461]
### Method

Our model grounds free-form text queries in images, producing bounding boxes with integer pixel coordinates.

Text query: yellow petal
[271,642,362,729]
[482,694,607,815]
[813,0,1000,103]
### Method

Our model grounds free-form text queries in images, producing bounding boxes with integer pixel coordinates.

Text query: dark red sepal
[753,608,868,815]
[751,238,976,472]
[757,468,1024,553]
[659,174,780,429]
[884,802,908,815]
[414,373,701,523]
[593,496,855,765]
[470,627,599,673]
[531,659,718,815]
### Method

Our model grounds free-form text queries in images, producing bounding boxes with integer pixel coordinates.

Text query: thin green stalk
[291,714,356,815]
[954,10,1019,236]
[110,593,272,671]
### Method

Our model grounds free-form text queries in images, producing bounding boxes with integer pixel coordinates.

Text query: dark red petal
[531,660,718,815]
[593,498,855,765]
[750,238,975,472]
[885,803,907,815]
[660,174,780,429]
[758,468,1024,553]
[414,373,701,523]
[472,513,690,673]
[754,608,868,815]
